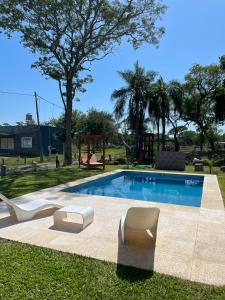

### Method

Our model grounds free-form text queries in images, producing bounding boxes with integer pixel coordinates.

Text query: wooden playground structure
[140,133,154,164]
[78,135,106,170]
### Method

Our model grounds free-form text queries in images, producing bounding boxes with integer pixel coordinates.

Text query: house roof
[0,126,15,136]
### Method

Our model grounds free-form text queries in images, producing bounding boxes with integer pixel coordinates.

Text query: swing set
[78,135,106,170]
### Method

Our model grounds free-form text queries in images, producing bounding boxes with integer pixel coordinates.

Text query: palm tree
[111,62,156,160]
[147,90,161,150]
[148,77,169,151]
[167,80,184,151]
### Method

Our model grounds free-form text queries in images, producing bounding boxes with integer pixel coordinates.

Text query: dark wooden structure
[140,133,154,164]
[78,135,106,170]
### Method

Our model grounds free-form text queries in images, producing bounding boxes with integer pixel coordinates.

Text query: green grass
[0,146,126,168]
[217,175,225,202]
[0,154,64,168]
[0,165,121,198]
[0,239,224,300]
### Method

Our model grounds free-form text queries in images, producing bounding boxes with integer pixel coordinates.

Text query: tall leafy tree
[48,110,86,142]
[220,55,225,71]
[178,129,200,147]
[84,108,118,143]
[167,80,185,151]
[214,56,225,122]
[215,87,225,122]
[183,64,225,151]
[148,77,170,151]
[148,79,186,152]
[111,62,156,159]
[167,125,187,150]
[147,91,161,150]
[48,108,117,143]
[0,0,166,165]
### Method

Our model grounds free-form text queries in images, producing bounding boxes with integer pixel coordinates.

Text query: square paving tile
[191,259,225,286]
[193,241,225,265]
[154,252,192,280]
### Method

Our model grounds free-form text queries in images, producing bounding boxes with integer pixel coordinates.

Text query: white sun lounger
[120,207,160,244]
[0,193,63,222]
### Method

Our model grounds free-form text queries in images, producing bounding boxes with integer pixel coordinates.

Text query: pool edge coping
[13,169,224,211]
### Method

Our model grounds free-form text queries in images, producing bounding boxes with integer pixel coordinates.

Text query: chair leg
[6,204,18,222]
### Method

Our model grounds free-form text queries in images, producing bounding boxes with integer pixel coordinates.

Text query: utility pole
[34,92,44,163]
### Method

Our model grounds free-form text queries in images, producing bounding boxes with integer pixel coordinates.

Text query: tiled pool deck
[0,170,224,286]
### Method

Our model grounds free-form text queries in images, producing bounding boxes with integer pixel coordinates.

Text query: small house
[0,125,63,156]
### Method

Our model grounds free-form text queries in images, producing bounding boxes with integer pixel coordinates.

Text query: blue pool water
[64,171,204,207]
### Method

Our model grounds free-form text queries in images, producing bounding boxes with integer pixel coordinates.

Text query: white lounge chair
[120,207,160,244]
[0,193,63,222]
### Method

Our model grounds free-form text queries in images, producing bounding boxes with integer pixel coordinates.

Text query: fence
[0,155,62,177]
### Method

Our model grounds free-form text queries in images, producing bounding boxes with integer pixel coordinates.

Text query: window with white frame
[21,137,32,148]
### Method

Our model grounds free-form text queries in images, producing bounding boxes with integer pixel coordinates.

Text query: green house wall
[0,125,63,156]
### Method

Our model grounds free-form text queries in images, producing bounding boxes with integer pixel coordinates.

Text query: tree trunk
[199,126,215,152]
[137,111,145,161]
[134,122,139,161]
[208,138,215,151]
[199,130,204,152]
[156,120,160,151]
[174,130,180,152]
[161,116,166,151]
[64,80,73,165]
[134,98,140,160]
[205,133,215,151]
[136,136,140,160]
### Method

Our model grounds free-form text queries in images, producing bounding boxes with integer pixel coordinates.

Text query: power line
[0,90,64,110]
[37,94,64,110]
[0,90,33,97]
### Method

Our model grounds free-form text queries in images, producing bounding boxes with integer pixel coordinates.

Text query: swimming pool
[64,171,204,207]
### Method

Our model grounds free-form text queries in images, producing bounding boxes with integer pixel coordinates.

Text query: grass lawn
[0,154,65,168]
[0,147,126,168]
[0,239,224,300]
[0,164,225,299]
[0,165,109,198]
[218,175,225,202]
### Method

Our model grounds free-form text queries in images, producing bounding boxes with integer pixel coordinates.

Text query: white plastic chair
[0,193,63,222]
[120,207,160,244]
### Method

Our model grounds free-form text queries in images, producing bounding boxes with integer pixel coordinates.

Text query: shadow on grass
[116,264,154,282]
[116,222,156,282]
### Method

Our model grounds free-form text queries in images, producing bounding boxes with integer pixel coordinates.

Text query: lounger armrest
[120,215,126,243]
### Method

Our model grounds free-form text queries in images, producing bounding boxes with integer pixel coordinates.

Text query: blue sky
[0,0,225,125]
